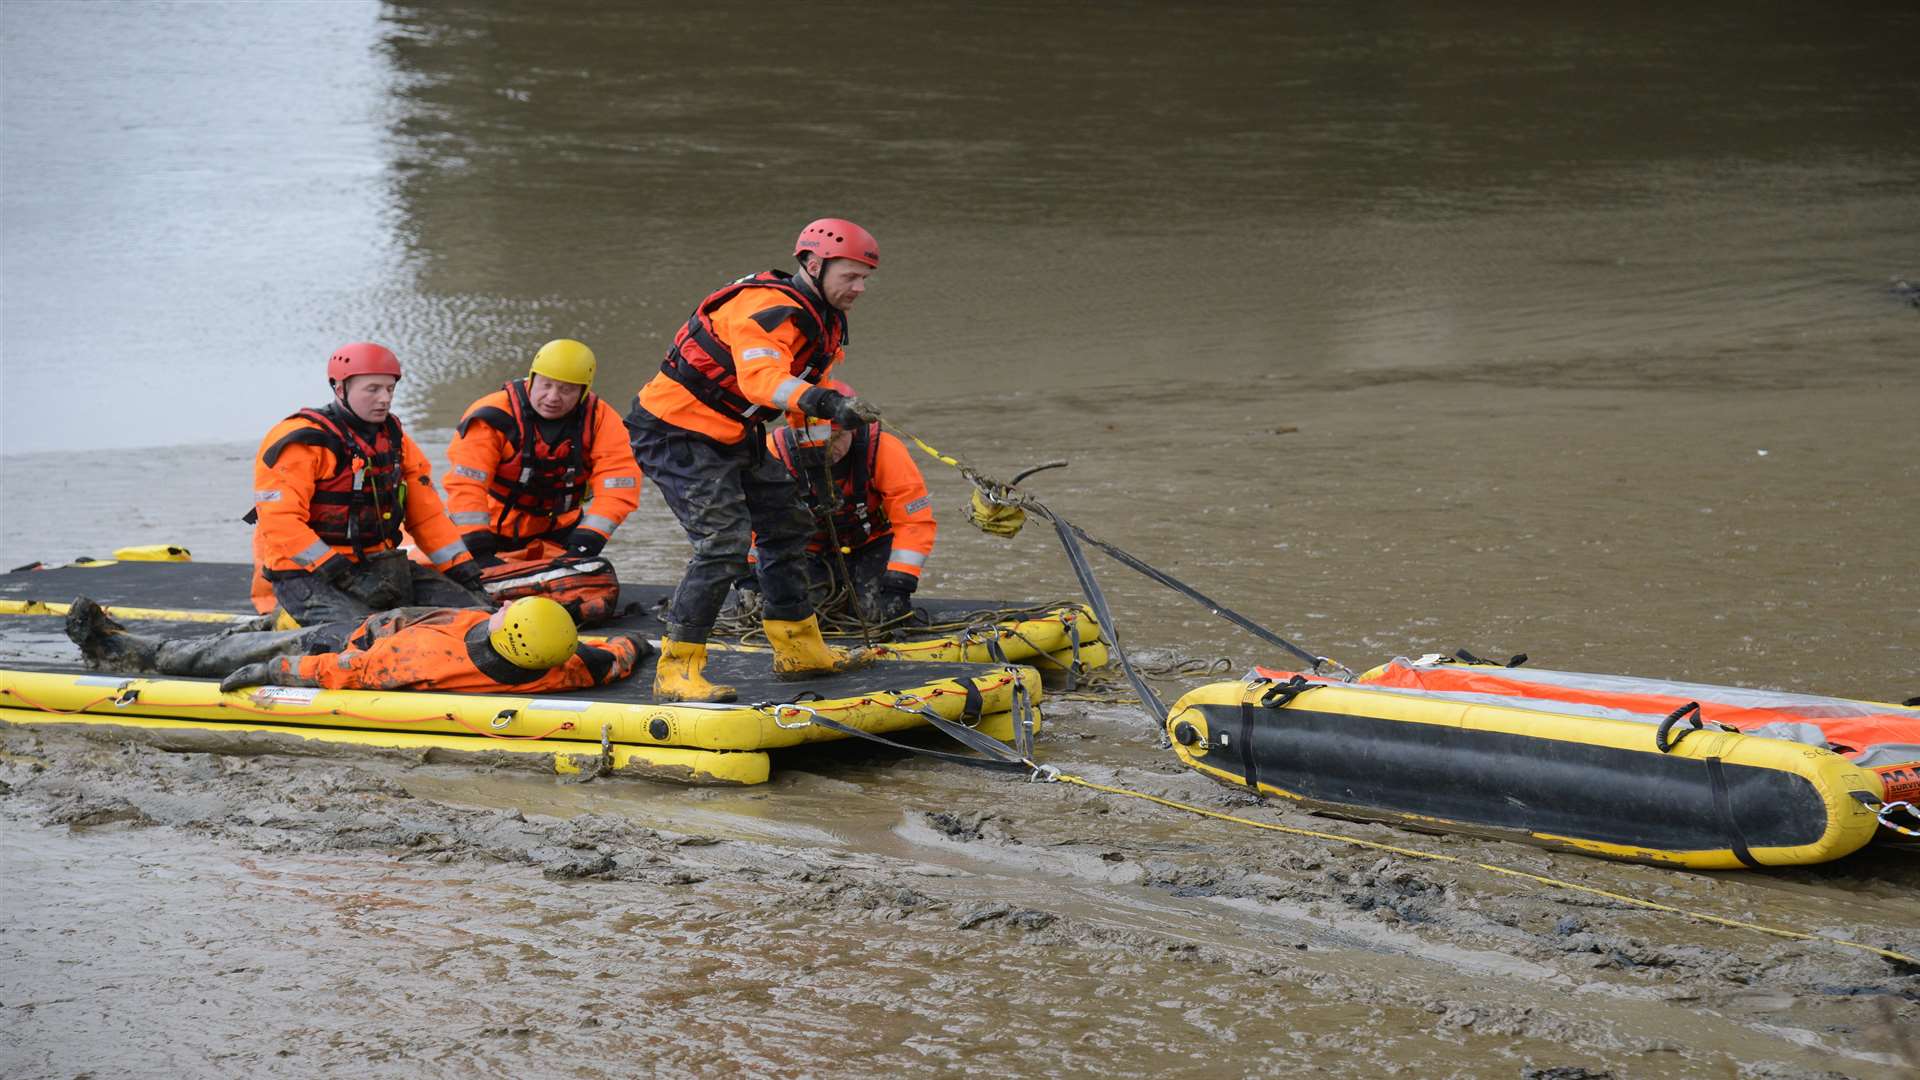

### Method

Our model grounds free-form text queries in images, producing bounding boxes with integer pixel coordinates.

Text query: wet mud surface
[5,700,1916,1079]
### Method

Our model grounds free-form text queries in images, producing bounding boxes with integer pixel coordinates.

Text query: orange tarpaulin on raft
[1251,659,1920,803]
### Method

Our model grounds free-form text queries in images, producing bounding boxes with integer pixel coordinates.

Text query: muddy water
[3,2,1919,1077]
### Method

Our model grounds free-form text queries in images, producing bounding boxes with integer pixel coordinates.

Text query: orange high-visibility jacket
[264,608,642,693]
[250,406,472,611]
[767,422,936,580]
[635,271,846,444]
[445,379,642,543]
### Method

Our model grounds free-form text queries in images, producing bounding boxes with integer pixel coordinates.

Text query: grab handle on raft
[1655,701,1704,753]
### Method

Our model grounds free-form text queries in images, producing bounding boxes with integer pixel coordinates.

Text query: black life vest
[773,422,891,552]
[254,403,408,554]
[659,269,847,425]
[456,378,596,526]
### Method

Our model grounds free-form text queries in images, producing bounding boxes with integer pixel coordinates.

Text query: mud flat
[3,699,1915,1079]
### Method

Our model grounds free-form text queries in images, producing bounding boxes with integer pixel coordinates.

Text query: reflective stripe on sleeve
[602,476,637,489]
[770,377,809,409]
[741,347,781,362]
[581,514,617,535]
[452,464,489,482]
[904,496,931,515]
[254,489,283,503]
[292,540,333,567]
[426,540,470,564]
[889,548,928,568]
[450,511,491,526]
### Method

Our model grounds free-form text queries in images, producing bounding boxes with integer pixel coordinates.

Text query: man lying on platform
[63,595,649,695]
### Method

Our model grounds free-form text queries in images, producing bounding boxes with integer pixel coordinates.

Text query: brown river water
[2,3,1917,1077]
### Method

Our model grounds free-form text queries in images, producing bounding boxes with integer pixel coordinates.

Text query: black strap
[959,678,984,722]
[1705,756,1763,869]
[1061,519,1326,672]
[1047,513,1168,737]
[1455,648,1529,668]
[458,404,520,443]
[1237,700,1261,793]
[801,705,1031,773]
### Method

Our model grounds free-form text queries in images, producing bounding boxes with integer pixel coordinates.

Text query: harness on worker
[773,421,890,552]
[246,403,409,557]
[659,269,846,428]
[456,378,595,527]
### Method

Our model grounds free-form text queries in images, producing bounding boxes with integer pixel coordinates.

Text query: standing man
[248,342,488,623]
[765,379,936,626]
[445,339,643,565]
[625,218,885,702]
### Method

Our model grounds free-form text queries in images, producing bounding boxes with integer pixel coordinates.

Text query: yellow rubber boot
[653,638,737,703]
[765,614,877,679]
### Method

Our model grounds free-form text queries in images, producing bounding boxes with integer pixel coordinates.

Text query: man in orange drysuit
[760,379,936,626]
[624,218,887,702]
[249,342,488,624]
[445,339,642,565]
[64,595,649,695]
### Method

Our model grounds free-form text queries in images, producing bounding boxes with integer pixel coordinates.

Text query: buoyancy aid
[660,270,847,426]
[457,379,596,527]
[248,403,408,555]
[772,421,890,552]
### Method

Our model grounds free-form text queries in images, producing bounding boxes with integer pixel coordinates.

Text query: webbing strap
[1048,513,1169,737]
[801,702,1031,773]
[1237,700,1261,794]
[1705,756,1763,869]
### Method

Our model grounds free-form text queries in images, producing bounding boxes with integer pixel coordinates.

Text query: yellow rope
[1052,773,1919,966]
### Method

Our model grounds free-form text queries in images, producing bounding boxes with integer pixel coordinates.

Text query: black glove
[446,561,486,591]
[462,531,503,568]
[314,554,353,584]
[874,570,917,623]
[797,386,882,427]
[564,529,607,558]
[873,589,912,624]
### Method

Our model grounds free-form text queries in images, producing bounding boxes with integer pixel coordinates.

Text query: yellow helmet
[488,596,579,670]
[529,339,596,388]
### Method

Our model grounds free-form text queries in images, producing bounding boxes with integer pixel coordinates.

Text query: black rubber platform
[0,561,1041,707]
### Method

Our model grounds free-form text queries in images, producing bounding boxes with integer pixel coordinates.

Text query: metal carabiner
[771,703,820,730]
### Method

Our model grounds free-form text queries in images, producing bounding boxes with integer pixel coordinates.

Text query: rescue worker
[763,379,936,626]
[64,595,650,695]
[445,339,642,566]
[249,342,487,623]
[625,218,887,702]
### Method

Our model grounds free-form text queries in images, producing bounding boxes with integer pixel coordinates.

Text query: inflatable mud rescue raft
[0,550,1107,785]
[1166,655,1920,868]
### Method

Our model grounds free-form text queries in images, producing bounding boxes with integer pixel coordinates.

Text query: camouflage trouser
[270,550,486,625]
[627,410,815,643]
[145,621,354,679]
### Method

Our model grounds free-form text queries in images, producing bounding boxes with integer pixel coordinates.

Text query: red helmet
[327,342,401,385]
[794,218,878,268]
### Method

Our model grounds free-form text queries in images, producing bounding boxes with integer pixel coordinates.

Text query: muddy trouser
[270,549,487,625]
[145,622,355,679]
[627,409,815,644]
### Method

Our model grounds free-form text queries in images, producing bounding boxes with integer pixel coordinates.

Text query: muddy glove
[461,531,503,568]
[606,629,656,663]
[874,570,917,623]
[219,660,308,694]
[446,560,485,591]
[564,529,607,558]
[797,386,882,427]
